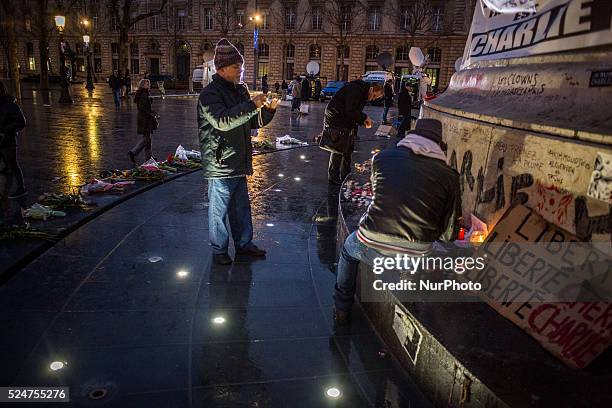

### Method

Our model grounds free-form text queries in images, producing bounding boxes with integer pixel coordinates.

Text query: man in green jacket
[198,39,279,265]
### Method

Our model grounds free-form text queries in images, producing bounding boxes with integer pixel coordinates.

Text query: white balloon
[409,47,425,67]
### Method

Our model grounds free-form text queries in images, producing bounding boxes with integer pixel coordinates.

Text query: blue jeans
[334,231,390,313]
[382,106,390,123]
[208,177,254,255]
[113,89,121,107]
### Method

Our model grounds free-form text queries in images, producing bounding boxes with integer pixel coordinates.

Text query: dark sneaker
[333,309,351,326]
[213,253,233,265]
[236,245,266,257]
[9,188,27,199]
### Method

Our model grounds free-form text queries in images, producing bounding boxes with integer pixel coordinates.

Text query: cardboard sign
[392,305,423,364]
[463,0,612,68]
[464,205,612,368]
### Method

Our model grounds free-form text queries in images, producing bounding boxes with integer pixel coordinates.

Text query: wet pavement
[1,86,427,407]
[12,84,389,201]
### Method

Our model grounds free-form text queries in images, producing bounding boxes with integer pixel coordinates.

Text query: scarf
[397,133,446,162]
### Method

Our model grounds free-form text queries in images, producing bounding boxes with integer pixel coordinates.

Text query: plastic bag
[276,135,308,146]
[24,203,66,220]
[175,145,188,161]
[140,158,161,172]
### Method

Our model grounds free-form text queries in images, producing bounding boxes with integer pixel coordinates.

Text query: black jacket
[108,75,122,90]
[0,94,26,148]
[324,80,370,130]
[357,146,461,253]
[198,74,275,178]
[134,89,155,135]
[384,82,394,108]
[398,89,413,117]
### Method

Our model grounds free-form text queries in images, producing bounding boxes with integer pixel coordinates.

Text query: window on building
[368,7,381,31]
[425,68,440,87]
[336,64,348,81]
[396,46,409,61]
[258,62,269,79]
[203,8,213,30]
[236,9,245,28]
[400,9,410,30]
[150,58,160,75]
[150,15,159,30]
[176,8,187,30]
[130,42,139,56]
[428,47,442,64]
[285,62,294,80]
[309,44,321,59]
[285,6,296,30]
[111,15,118,31]
[286,43,295,58]
[365,64,378,74]
[93,43,102,55]
[341,6,351,31]
[25,16,32,32]
[261,11,269,29]
[131,59,139,74]
[26,42,35,71]
[365,45,379,61]
[432,6,444,32]
[77,57,85,72]
[258,43,269,58]
[111,42,119,71]
[311,7,322,30]
[93,15,98,30]
[337,45,349,59]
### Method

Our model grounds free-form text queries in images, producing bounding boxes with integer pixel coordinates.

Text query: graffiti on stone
[491,72,546,97]
[587,152,612,204]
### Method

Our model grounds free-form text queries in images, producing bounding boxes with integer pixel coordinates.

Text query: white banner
[463,0,612,68]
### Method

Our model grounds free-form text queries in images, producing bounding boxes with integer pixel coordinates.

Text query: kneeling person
[333,119,462,323]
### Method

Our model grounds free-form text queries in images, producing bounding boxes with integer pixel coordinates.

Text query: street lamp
[83,34,94,91]
[249,13,261,91]
[55,15,73,104]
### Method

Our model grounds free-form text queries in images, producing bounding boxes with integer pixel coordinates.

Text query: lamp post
[83,34,94,91]
[55,15,73,104]
[249,13,261,91]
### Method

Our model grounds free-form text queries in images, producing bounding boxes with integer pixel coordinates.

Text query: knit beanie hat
[214,38,244,70]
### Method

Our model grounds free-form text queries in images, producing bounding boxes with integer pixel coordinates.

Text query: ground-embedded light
[177,270,189,278]
[212,316,226,324]
[49,361,65,371]
[326,387,341,398]
[294,177,301,181]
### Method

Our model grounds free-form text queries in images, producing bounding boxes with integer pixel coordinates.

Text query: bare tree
[386,0,435,51]
[0,0,21,99]
[109,0,168,73]
[321,0,367,80]
[213,0,241,38]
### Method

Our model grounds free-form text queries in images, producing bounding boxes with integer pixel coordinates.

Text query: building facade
[1,0,475,89]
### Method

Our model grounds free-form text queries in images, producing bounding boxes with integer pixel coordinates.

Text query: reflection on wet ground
[2,85,422,407]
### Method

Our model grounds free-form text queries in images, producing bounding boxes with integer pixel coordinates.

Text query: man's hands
[251,94,267,109]
[364,117,374,129]
[265,97,280,110]
[252,92,279,110]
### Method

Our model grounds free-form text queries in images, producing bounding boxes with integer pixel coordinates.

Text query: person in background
[157,79,166,100]
[261,74,269,94]
[108,69,122,108]
[128,79,156,166]
[314,78,322,101]
[123,68,131,97]
[323,79,383,185]
[333,119,462,324]
[274,81,280,95]
[290,76,302,113]
[0,81,27,199]
[301,76,310,101]
[198,38,279,265]
[281,80,288,100]
[382,78,394,124]
[397,82,414,138]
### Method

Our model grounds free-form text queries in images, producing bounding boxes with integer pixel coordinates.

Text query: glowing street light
[54,15,66,32]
